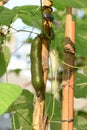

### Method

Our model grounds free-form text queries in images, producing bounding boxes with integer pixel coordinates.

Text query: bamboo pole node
[64,37,75,54]
[42,6,53,12]
[62,80,70,88]
[62,119,74,122]
[66,6,72,15]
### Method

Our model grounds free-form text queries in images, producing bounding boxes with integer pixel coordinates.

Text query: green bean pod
[30,35,44,96]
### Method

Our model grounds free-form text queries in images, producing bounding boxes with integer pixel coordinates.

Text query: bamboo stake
[68,21,75,130]
[62,6,72,130]
[32,0,53,130]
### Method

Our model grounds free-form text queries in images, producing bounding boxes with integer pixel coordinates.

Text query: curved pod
[30,35,44,96]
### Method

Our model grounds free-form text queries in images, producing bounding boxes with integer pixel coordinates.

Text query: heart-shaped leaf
[0,83,22,115]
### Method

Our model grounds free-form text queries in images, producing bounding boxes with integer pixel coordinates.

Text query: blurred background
[0,0,87,130]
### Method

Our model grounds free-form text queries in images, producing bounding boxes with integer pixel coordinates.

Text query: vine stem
[16,110,32,126]
[58,57,87,69]
[49,120,61,124]
[10,26,39,35]
[50,51,87,69]
[40,0,44,32]
[48,96,55,122]
[12,113,16,130]
[12,26,34,54]
[76,82,87,86]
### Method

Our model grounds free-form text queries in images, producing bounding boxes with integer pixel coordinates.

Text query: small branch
[59,58,87,69]
[10,26,39,35]
[76,82,87,86]
[49,120,62,124]
[12,26,34,54]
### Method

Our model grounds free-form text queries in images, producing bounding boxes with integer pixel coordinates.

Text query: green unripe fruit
[30,35,44,96]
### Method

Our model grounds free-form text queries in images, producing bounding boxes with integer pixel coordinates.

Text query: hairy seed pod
[49,49,60,101]
[30,35,44,96]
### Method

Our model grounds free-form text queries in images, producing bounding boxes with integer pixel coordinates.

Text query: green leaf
[0,45,11,77]
[75,35,87,57]
[52,0,87,10]
[13,5,42,28]
[45,93,61,130]
[76,20,87,35]
[10,89,33,130]
[73,115,87,130]
[0,7,17,26]
[77,116,87,130]
[72,15,87,58]
[74,115,78,130]
[78,111,87,117]
[0,83,22,115]
[74,73,87,98]
[50,31,64,59]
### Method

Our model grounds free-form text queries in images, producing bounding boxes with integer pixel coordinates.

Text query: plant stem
[32,0,53,130]
[48,96,55,122]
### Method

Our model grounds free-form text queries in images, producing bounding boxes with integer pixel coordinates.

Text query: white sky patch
[5,0,41,9]
[5,0,41,41]
[11,18,41,44]
[3,0,45,71]
[77,9,84,18]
